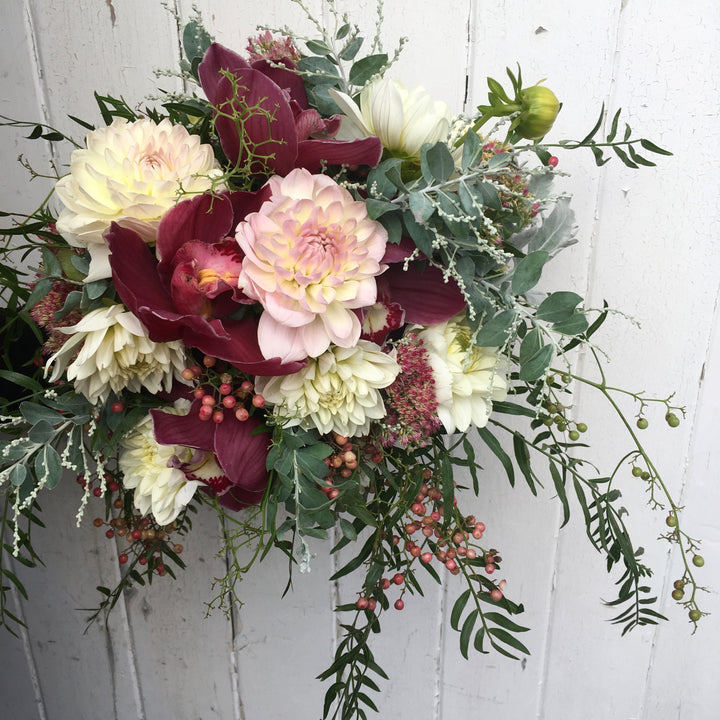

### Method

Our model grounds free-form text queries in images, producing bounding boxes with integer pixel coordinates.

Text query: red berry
[181,368,195,381]
[190,365,203,377]
[138,555,148,566]
[157,565,166,576]
[111,401,125,413]
[251,394,265,408]
[131,529,142,540]
[356,597,369,610]
[105,529,115,539]
[381,578,391,590]
[235,407,249,422]
[201,394,216,406]
[367,598,377,611]
[394,599,405,611]
[485,564,495,574]
[108,481,119,492]
[193,387,205,400]
[93,487,103,497]
[202,355,216,368]
[240,380,254,393]
[548,155,559,167]
[76,474,85,485]
[490,589,503,602]
[445,559,457,571]
[222,395,236,409]
[118,553,128,564]
[219,383,232,395]
[212,410,225,424]
[421,552,433,564]
[393,573,404,585]
[198,405,213,421]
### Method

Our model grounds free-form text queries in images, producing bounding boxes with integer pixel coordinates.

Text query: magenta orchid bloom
[198,43,383,176]
[106,191,304,376]
[151,404,269,509]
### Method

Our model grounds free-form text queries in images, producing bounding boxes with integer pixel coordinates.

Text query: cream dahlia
[54,118,222,282]
[415,314,508,433]
[236,168,388,363]
[330,78,451,160]
[46,304,188,405]
[255,341,400,437]
[119,412,201,525]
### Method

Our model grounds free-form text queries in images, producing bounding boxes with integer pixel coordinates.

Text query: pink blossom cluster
[245,30,301,64]
[381,333,441,447]
[29,278,82,354]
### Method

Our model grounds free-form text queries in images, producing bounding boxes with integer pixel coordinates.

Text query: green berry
[640,471,651,480]
[636,418,649,430]
[632,466,643,477]
[692,555,705,567]
[666,413,680,428]
[546,403,558,414]
[673,579,685,590]
[543,417,554,427]
[576,422,587,433]
[561,373,571,384]
[671,588,684,601]
[689,609,702,622]
[557,422,567,433]
[665,514,678,527]
[569,430,580,441]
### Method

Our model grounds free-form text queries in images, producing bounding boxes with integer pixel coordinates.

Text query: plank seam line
[536,2,628,717]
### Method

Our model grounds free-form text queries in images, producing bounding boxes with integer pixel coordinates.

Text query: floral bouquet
[0,3,706,717]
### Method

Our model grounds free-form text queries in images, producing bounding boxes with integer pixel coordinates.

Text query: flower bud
[516,85,560,140]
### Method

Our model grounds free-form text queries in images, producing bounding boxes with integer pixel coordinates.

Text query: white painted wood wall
[1,1,719,718]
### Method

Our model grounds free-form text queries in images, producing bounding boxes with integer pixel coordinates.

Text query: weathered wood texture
[1,0,719,718]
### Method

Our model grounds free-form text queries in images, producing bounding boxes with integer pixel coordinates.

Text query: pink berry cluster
[85,472,184,574]
[356,467,508,613]
[180,355,265,424]
[320,432,370,500]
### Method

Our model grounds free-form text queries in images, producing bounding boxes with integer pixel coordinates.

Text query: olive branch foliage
[0,3,701,720]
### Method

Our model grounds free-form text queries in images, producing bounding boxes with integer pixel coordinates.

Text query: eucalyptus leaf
[518,343,553,382]
[552,313,589,335]
[9,465,27,487]
[461,129,483,170]
[409,192,434,223]
[536,291,583,322]
[41,248,62,278]
[34,444,62,488]
[475,309,516,347]
[421,141,455,183]
[20,402,61,426]
[348,54,388,86]
[512,250,548,295]
[306,39,333,56]
[339,36,363,61]
[28,420,55,444]
[297,56,341,85]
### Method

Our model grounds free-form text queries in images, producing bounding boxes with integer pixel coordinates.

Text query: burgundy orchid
[198,43,383,176]
[151,404,269,509]
[106,191,304,376]
[361,237,467,345]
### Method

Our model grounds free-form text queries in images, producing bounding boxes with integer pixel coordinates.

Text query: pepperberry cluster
[180,355,265,424]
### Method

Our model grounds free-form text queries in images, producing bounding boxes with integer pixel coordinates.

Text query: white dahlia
[46,304,188,405]
[54,118,222,281]
[255,341,400,437]
[119,412,201,525]
[415,314,508,433]
[330,78,451,159]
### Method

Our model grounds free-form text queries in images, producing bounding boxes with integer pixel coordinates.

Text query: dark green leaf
[513,434,537,495]
[339,517,358,541]
[482,612,530,633]
[451,588,471,630]
[552,313,589,335]
[459,609,478,659]
[20,402,61,426]
[478,427,515,486]
[612,145,639,169]
[488,627,530,655]
[606,108,622,142]
[639,138,673,156]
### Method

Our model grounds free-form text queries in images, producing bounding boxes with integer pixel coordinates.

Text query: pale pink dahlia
[236,168,388,362]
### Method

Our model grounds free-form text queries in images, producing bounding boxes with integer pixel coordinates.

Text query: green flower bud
[516,85,560,140]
